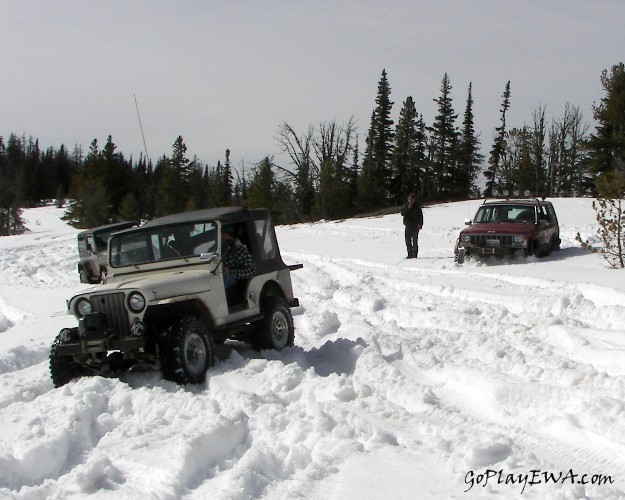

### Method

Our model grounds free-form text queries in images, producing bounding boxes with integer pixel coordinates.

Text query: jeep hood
[461,222,537,235]
[83,270,212,300]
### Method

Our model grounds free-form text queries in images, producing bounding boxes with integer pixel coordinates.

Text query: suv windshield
[109,222,217,267]
[474,205,536,224]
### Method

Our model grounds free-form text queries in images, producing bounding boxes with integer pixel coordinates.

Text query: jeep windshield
[474,205,536,224]
[109,222,217,267]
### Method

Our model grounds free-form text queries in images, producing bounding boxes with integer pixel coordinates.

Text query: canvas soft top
[138,206,266,229]
[78,221,137,238]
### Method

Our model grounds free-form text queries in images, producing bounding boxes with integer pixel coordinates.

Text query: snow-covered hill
[1,199,624,499]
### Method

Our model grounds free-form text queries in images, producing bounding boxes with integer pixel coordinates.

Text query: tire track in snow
[286,251,625,492]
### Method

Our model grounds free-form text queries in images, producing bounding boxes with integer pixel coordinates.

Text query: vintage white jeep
[50,207,301,386]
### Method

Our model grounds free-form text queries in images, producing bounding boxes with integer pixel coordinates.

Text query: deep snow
[0,199,624,499]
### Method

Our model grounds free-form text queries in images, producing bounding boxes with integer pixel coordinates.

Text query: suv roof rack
[483,197,544,204]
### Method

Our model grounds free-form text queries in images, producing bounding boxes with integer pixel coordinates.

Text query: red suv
[454,198,560,263]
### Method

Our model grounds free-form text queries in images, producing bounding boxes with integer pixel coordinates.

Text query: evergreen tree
[358,70,394,209]
[63,139,111,227]
[117,192,140,221]
[485,81,511,197]
[589,63,625,179]
[430,73,460,199]
[458,83,483,198]
[530,105,547,195]
[155,136,192,216]
[391,96,421,204]
[502,127,532,194]
[581,62,625,266]
[101,135,134,220]
[222,149,233,205]
[346,138,360,212]
[357,112,380,211]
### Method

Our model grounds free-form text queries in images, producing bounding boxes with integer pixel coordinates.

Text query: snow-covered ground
[1,199,624,499]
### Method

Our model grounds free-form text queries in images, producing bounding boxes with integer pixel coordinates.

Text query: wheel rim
[184,332,207,376]
[271,311,289,348]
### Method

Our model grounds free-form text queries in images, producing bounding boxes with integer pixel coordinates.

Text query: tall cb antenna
[133,94,150,162]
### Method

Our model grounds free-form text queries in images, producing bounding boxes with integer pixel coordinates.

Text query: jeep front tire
[50,333,86,387]
[160,316,215,384]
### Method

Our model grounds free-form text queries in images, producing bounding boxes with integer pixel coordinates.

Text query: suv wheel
[79,269,89,283]
[253,297,295,351]
[160,316,215,384]
[50,333,86,387]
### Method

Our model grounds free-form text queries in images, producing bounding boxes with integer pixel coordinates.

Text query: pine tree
[485,81,511,197]
[357,112,380,211]
[530,105,547,195]
[117,192,140,221]
[101,135,134,220]
[582,62,625,267]
[507,127,533,194]
[223,149,233,205]
[346,138,359,212]
[458,83,483,198]
[431,73,460,199]
[63,139,111,227]
[391,96,421,204]
[156,136,192,216]
[358,70,394,210]
[589,63,625,179]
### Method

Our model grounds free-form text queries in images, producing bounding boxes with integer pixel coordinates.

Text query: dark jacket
[401,203,423,228]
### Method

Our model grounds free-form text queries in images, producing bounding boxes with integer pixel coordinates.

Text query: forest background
[1,63,624,235]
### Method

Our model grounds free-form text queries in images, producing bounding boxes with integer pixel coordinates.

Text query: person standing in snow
[400,193,423,259]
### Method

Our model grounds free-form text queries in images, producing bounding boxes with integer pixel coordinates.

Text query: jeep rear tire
[50,333,86,387]
[79,269,89,283]
[253,297,294,351]
[160,316,215,384]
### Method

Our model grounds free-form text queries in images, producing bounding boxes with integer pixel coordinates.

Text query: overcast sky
[2,1,624,172]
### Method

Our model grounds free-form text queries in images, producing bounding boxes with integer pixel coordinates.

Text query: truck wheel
[160,316,214,384]
[454,248,465,264]
[79,269,89,283]
[50,333,85,387]
[253,297,294,351]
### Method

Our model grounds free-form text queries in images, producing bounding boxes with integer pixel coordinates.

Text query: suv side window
[546,205,557,222]
[254,219,277,260]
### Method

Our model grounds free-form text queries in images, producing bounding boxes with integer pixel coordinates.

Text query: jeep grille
[469,234,514,246]
[90,293,130,335]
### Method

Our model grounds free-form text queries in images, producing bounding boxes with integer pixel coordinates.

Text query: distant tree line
[1,63,623,237]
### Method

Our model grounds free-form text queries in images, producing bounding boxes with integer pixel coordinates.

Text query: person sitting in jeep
[221,223,255,289]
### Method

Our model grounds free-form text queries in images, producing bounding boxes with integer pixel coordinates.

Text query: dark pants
[405,226,420,258]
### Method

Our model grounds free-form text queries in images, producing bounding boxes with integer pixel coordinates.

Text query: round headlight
[461,235,471,242]
[514,235,524,243]
[128,292,146,312]
[76,298,92,317]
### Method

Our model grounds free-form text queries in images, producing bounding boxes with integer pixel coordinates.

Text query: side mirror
[464,219,472,226]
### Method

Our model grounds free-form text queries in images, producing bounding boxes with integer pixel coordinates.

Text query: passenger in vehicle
[220,224,255,289]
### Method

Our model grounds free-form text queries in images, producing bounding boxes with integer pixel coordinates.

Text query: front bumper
[55,312,146,356]
[457,234,527,256]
